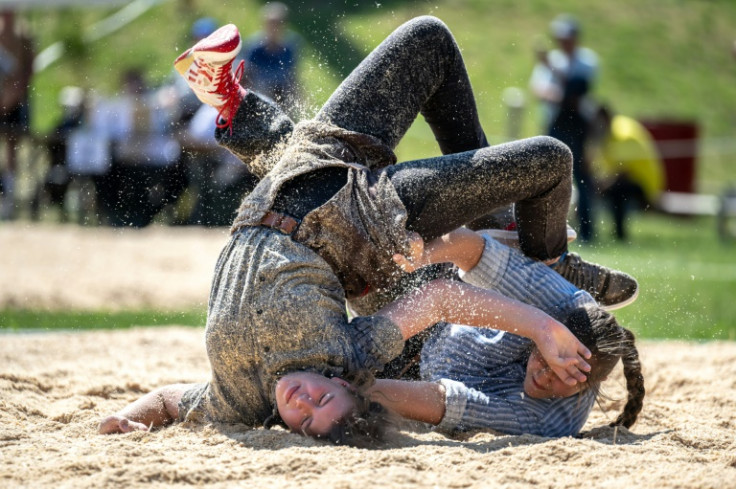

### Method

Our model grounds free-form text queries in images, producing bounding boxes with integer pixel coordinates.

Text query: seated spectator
[183,103,258,226]
[38,86,86,221]
[90,68,185,227]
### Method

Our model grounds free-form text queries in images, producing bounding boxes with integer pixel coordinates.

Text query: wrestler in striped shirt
[377,229,644,438]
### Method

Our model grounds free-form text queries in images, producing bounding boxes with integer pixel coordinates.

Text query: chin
[522,383,541,399]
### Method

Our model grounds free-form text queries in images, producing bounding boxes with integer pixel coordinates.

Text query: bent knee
[531,135,573,175]
[410,15,450,32]
[403,15,454,44]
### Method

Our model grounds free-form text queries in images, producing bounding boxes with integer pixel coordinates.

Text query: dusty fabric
[213,90,294,179]
[179,226,404,427]
[314,16,569,259]
[221,16,573,305]
[229,119,411,299]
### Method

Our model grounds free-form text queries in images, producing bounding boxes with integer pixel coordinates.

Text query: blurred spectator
[0,11,34,220]
[156,17,255,226]
[589,104,665,241]
[157,17,219,127]
[35,86,87,221]
[549,76,595,242]
[0,42,13,85]
[529,14,598,133]
[238,2,302,114]
[530,14,599,242]
[184,104,259,226]
[92,68,185,227]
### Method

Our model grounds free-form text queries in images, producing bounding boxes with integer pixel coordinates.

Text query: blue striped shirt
[421,233,597,437]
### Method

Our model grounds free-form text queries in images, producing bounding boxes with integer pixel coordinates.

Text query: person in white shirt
[529,14,599,133]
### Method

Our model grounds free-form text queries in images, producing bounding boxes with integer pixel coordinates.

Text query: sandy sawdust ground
[1,223,735,489]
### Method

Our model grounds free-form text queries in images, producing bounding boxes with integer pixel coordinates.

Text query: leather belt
[260,210,300,235]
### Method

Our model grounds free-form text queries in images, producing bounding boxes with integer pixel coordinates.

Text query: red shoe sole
[192,23,241,55]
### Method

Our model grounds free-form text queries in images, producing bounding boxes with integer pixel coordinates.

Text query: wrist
[530,314,556,343]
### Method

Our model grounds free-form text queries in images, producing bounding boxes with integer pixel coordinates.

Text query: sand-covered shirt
[224,115,412,299]
[178,226,405,427]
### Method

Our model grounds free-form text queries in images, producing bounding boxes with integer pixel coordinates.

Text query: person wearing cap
[529,14,599,134]
[529,14,599,242]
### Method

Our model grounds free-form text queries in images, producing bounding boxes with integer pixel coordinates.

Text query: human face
[523,348,586,399]
[275,372,358,437]
[556,36,577,54]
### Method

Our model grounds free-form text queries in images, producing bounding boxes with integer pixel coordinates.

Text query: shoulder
[538,389,596,437]
[283,31,302,49]
[576,47,599,65]
[243,33,267,53]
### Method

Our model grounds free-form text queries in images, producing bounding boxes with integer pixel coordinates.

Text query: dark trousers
[603,175,645,241]
[316,16,571,261]
[549,108,592,242]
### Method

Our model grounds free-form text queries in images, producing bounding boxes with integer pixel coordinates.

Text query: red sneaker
[174,23,244,130]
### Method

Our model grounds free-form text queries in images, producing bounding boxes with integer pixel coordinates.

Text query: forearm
[115,383,190,428]
[378,278,554,342]
[368,379,446,425]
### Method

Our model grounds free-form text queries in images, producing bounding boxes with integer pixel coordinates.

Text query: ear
[329,377,356,392]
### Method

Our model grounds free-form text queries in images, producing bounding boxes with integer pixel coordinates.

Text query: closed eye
[537,353,549,369]
[319,393,332,406]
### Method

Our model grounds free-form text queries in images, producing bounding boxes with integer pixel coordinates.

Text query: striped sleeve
[459,233,596,321]
[436,378,528,434]
[348,315,406,372]
[537,390,597,436]
[437,378,597,437]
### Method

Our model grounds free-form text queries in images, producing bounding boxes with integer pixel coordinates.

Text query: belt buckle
[264,210,298,235]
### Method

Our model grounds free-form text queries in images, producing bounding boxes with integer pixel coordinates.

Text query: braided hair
[565,304,645,428]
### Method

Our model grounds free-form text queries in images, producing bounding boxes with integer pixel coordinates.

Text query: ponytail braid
[566,305,645,429]
[610,328,645,428]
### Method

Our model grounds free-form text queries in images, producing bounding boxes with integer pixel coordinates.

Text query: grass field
[569,212,736,341]
[0,309,206,331]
